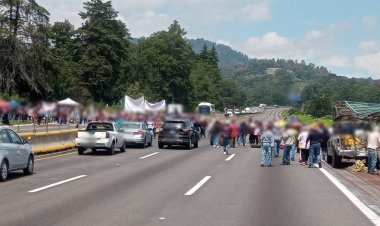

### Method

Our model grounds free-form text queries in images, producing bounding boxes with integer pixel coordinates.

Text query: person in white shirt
[367,125,380,174]
[298,127,310,166]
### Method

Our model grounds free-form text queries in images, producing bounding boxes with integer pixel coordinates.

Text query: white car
[0,127,34,182]
[76,122,125,155]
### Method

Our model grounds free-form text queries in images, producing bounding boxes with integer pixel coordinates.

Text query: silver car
[0,127,34,181]
[119,122,153,148]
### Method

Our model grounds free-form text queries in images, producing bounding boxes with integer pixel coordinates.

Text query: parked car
[0,127,34,182]
[119,121,153,148]
[76,122,125,155]
[158,120,199,149]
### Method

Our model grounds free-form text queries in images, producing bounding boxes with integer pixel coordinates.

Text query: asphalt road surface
[0,109,374,226]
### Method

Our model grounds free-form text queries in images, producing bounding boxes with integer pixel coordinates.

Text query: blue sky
[39,0,380,78]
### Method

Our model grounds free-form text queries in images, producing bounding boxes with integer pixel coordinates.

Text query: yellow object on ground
[32,142,76,155]
[347,160,368,173]
[19,129,78,138]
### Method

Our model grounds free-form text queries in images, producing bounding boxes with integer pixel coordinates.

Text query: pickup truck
[76,122,125,155]
[327,122,368,168]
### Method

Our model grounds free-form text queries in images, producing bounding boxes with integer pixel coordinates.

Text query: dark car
[158,120,199,149]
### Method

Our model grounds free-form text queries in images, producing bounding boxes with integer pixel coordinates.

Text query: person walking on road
[221,122,232,155]
[282,128,294,165]
[273,126,281,158]
[319,123,330,161]
[230,120,239,148]
[298,126,310,166]
[306,124,323,168]
[261,123,274,167]
[367,125,380,174]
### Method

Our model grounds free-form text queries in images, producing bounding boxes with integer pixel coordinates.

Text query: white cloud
[321,56,350,67]
[358,40,378,54]
[216,39,232,47]
[123,11,171,38]
[242,1,271,22]
[355,52,380,78]
[362,16,378,28]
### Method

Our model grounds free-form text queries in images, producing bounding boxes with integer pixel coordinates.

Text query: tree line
[0,0,242,111]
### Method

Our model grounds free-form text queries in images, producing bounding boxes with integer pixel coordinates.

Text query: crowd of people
[205,116,380,174]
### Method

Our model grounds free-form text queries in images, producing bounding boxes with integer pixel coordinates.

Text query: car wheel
[332,151,342,168]
[149,137,153,147]
[194,139,199,148]
[23,156,34,175]
[141,138,147,148]
[158,143,164,149]
[187,139,192,150]
[0,160,8,182]
[108,142,115,155]
[120,144,126,152]
[78,147,85,155]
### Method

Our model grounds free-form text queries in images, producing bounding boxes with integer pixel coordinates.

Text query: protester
[238,121,249,146]
[320,123,330,161]
[210,119,222,148]
[282,127,295,165]
[230,120,239,148]
[261,123,274,167]
[306,123,323,168]
[221,121,232,155]
[273,126,282,158]
[298,126,310,166]
[367,125,380,174]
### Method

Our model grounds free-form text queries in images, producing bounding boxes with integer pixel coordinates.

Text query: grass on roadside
[291,114,333,127]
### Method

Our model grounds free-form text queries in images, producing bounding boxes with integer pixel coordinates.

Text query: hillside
[221,59,380,106]
[187,38,249,68]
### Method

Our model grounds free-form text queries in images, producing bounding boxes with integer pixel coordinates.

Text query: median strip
[28,175,87,193]
[139,152,160,160]
[225,154,236,161]
[184,176,211,196]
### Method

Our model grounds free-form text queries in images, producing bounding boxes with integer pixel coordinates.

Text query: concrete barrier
[19,129,78,155]
[19,129,78,146]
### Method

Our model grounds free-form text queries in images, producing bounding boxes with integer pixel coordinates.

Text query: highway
[0,109,374,226]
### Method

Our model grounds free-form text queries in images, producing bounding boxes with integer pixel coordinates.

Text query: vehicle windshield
[119,123,140,129]
[199,106,211,115]
[163,121,185,129]
[86,123,114,131]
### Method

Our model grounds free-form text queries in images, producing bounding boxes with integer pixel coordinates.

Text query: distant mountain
[221,59,380,106]
[187,38,249,68]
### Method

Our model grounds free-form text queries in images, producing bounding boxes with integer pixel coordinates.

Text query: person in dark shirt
[306,124,323,168]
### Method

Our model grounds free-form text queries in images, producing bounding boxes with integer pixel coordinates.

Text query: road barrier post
[33,118,36,133]
[17,116,20,133]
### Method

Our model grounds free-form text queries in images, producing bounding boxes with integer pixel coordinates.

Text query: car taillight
[182,128,189,134]
[106,132,110,138]
[134,130,144,135]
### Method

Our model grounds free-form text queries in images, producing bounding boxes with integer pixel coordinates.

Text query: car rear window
[86,123,114,131]
[120,123,140,129]
[163,121,186,129]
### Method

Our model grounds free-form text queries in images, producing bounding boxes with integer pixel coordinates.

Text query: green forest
[0,0,379,112]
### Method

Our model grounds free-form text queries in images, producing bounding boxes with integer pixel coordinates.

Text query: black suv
[158,120,199,149]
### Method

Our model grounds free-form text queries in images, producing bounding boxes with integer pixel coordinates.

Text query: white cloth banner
[144,100,166,112]
[123,96,166,113]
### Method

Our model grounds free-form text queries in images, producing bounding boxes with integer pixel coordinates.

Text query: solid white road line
[184,176,211,196]
[28,175,87,193]
[319,168,380,225]
[225,154,236,161]
[139,152,159,160]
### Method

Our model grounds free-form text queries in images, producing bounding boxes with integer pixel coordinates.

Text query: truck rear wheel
[332,151,342,168]
[78,147,85,155]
